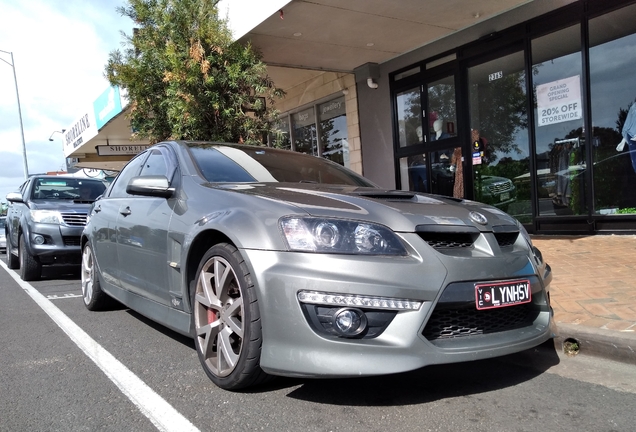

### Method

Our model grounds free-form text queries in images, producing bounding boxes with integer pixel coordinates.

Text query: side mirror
[6,192,24,204]
[126,176,175,198]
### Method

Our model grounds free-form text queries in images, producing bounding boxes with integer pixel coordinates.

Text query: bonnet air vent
[354,191,416,200]
[415,225,480,250]
[492,225,519,248]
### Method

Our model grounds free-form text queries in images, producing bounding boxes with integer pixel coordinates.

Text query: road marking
[47,293,83,300]
[0,261,200,432]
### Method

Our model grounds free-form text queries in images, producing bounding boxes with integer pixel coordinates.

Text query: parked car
[5,176,107,280]
[0,216,6,252]
[81,141,555,390]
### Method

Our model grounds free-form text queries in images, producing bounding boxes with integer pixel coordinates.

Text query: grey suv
[5,175,107,281]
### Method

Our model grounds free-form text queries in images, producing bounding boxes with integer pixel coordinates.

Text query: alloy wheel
[193,255,245,378]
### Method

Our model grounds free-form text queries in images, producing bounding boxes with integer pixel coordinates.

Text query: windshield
[31,178,107,201]
[187,143,376,187]
[0,218,5,229]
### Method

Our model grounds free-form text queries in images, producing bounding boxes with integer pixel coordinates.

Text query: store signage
[536,75,582,127]
[93,86,123,130]
[96,145,151,156]
[472,151,482,165]
[63,110,98,157]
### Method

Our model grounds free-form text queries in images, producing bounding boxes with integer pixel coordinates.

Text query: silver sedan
[80,141,555,390]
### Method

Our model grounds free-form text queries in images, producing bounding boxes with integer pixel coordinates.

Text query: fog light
[332,308,367,337]
[33,235,45,245]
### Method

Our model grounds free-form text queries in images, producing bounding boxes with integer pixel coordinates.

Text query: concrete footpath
[531,235,636,364]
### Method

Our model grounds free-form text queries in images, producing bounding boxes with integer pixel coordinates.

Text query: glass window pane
[430,149,454,196]
[396,87,422,147]
[270,116,291,150]
[319,96,349,167]
[140,149,167,177]
[468,51,530,221]
[589,4,636,215]
[292,107,317,155]
[531,24,585,217]
[399,154,427,192]
[427,75,457,142]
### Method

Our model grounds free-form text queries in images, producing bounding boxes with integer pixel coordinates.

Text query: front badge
[469,211,488,225]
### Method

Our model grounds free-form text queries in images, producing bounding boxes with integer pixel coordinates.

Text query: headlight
[30,210,63,224]
[280,216,407,255]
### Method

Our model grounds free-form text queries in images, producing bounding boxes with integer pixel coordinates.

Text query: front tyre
[191,243,269,390]
[19,233,41,281]
[81,243,112,310]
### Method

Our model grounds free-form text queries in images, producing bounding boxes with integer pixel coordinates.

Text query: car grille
[422,303,538,340]
[63,236,81,246]
[418,232,476,249]
[61,212,88,226]
[487,181,513,194]
[417,231,519,250]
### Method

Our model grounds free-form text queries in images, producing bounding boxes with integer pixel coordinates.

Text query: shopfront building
[385,0,636,233]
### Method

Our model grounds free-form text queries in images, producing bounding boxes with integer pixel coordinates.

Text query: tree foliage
[105,0,284,144]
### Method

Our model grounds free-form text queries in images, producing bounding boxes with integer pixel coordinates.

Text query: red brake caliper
[207,307,218,324]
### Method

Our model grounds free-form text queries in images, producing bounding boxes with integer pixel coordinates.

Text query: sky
[0,0,133,202]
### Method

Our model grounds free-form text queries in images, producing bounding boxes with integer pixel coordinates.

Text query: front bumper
[242,239,555,378]
[26,223,83,264]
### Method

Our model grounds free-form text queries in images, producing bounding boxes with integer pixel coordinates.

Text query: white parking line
[47,293,83,300]
[0,261,200,432]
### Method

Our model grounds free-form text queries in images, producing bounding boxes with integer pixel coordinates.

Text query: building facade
[67,0,636,234]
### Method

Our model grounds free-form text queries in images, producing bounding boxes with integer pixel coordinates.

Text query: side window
[140,149,168,177]
[109,153,147,198]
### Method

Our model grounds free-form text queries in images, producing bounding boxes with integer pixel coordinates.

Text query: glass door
[467,50,531,222]
[397,72,463,198]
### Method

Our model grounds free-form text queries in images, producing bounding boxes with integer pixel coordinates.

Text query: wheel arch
[184,229,235,310]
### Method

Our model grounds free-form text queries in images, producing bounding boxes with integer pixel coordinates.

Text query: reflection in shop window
[396,87,422,147]
[590,3,636,216]
[427,76,457,142]
[399,154,427,192]
[531,24,585,217]
[468,51,530,221]
[292,107,317,155]
[319,96,349,167]
[270,116,291,150]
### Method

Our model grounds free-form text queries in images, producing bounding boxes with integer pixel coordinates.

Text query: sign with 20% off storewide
[536,75,582,127]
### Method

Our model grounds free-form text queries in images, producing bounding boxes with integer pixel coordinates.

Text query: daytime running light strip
[298,290,422,311]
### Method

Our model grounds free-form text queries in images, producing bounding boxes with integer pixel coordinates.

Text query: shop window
[399,154,427,192]
[270,116,291,150]
[531,25,585,217]
[589,3,636,216]
[292,107,317,155]
[319,96,349,167]
[396,87,422,147]
[468,51,531,222]
[427,75,457,142]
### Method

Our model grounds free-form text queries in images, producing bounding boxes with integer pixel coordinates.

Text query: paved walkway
[531,235,636,333]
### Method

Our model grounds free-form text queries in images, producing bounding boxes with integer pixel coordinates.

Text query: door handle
[120,207,132,216]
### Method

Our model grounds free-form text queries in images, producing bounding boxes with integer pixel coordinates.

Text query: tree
[105,0,284,144]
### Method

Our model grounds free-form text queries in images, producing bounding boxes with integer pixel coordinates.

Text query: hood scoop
[353,191,416,201]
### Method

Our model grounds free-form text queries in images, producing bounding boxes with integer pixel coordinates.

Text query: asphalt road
[2,255,636,432]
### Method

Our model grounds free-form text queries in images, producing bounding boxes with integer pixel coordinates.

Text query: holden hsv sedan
[80,141,555,390]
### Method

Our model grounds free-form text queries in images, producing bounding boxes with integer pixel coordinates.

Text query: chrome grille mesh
[61,212,88,226]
